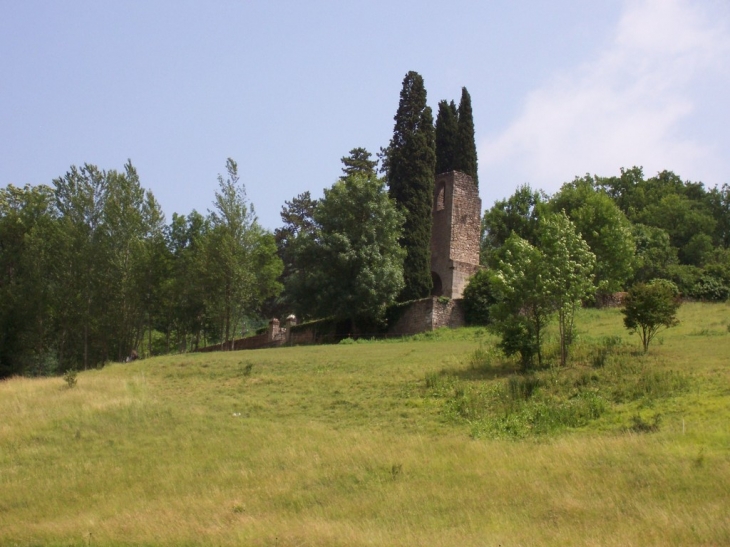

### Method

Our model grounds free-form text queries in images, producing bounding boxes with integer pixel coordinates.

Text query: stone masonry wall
[196,332,274,352]
[196,297,465,354]
[431,298,466,330]
[388,297,465,336]
[430,171,482,299]
[448,171,481,266]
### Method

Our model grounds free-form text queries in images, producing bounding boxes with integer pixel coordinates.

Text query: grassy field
[1,303,728,546]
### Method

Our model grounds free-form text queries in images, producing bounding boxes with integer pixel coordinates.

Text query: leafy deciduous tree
[204,158,283,349]
[539,212,596,365]
[481,184,544,266]
[631,223,678,283]
[638,193,716,265]
[0,184,57,376]
[622,280,680,352]
[462,269,494,326]
[489,213,595,367]
[272,191,318,319]
[489,234,550,368]
[550,177,634,294]
[287,173,405,327]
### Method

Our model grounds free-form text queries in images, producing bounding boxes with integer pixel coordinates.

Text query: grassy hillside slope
[1,303,728,546]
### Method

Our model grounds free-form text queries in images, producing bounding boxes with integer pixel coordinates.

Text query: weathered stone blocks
[430,171,482,299]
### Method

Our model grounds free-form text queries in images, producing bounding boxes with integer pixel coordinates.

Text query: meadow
[1,303,728,546]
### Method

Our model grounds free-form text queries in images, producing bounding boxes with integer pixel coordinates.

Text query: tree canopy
[285,173,405,327]
[205,159,283,349]
[622,280,680,352]
[550,176,635,294]
[489,213,595,368]
[483,166,730,301]
[0,158,283,377]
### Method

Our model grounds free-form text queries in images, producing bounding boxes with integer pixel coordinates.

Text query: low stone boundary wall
[196,332,277,353]
[195,298,464,353]
[388,297,465,336]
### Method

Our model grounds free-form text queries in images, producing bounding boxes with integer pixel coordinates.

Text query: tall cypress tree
[455,87,478,186]
[435,100,458,175]
[385,71,436,301]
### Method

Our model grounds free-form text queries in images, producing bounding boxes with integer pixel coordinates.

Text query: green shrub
[462,269,495,326]
[468,345,500,371]
[474,392,607,439]
[63,369,78,389]
[665,264,701,296]
[591,335,624,367]
[690,275,730,302]
[622,279,681,352]
[628,413,661,433]
[632,369,691,400]
[507,374,541,401]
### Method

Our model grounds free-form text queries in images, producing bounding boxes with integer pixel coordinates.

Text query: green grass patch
[0,303,728,546]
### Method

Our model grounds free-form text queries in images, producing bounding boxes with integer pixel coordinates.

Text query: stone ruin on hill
[387,170,482,335]
[196,170,482,352]
[430,170,482,299]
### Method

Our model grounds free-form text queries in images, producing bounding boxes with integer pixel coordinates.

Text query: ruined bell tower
[430,171,482,299]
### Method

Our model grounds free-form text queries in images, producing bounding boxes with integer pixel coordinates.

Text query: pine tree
[435,100,458,175]
[340,147,378,179]
[455,87,478,186]
[385,71,436,301]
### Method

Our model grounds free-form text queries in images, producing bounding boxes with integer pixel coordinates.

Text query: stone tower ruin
[430,171,482,299]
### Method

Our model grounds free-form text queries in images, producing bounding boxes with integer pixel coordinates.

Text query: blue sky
[2,0,729,230]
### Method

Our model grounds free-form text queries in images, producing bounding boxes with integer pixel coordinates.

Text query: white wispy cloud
[481,0,730,199]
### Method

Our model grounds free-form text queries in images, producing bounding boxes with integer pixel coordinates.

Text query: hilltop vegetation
[3,70,729,379]
[1,303,728,546]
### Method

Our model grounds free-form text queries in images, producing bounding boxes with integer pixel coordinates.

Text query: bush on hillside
[462,269,495,326]
[622,279,681,352]
[690,275,730,302]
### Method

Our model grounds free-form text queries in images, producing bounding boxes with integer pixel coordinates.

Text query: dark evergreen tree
[435,100,458,175]
[271,192,318,318]
[340,147,378,180]
[384,71,436,301]
[454,87,478,186]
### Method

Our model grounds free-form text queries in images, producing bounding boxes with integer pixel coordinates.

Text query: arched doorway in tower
[431,272,443,296]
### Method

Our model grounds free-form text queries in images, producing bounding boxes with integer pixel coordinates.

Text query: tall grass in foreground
[0,303,728,546]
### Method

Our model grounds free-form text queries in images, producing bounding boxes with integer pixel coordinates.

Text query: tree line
[0,160,281,377]
[1,70,474,377]
[480,168,730,299]
[4,68,728,377]
[465,166,730,368]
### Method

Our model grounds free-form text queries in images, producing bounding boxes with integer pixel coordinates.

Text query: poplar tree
[384,71,436,301]
[455,87,478,186]
[435,100,458,175]
[205,159,282,349]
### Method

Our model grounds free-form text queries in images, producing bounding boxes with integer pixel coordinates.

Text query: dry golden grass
[1,303,728,546]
